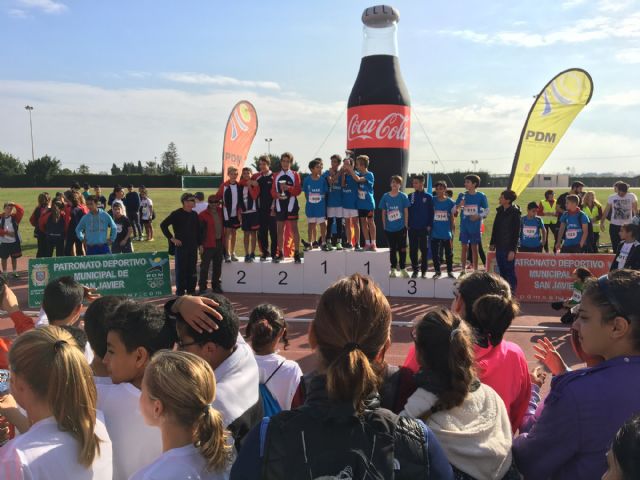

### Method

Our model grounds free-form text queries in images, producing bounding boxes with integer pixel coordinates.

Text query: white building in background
[529,174,570,188]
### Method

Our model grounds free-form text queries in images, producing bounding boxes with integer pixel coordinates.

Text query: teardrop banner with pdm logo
[508,68,593,196]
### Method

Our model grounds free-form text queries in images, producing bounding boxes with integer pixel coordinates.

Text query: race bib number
[617,253,628,269]
[358,190,366,200]
[387,209,401,222]
[463,205,478,217]
[523,226,537,238]
[309,193,321,204]
[566,229,578,240]
[434,210,448,222]
[571,290,582,303]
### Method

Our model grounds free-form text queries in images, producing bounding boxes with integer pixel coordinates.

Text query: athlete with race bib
[303,158,329,251]
[455,175,489,274]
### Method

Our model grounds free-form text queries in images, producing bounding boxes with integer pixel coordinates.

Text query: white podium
[345,249,390,295]
[262,258,304,294]
[221,261,263,294]
[389,273,436,298]
[433,272,460,299]
[303,250,347,294]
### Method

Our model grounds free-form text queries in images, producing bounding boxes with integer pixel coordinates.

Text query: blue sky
[1,0,639,174]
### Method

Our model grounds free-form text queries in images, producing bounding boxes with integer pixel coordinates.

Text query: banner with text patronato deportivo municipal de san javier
[508,69,593,196]
[28,252,172,307]
[222,101,258,182]
[486,251,613,303]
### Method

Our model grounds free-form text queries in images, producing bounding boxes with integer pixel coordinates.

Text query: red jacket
[0,203,24,237]
[198,208,224,248]
[29,206,48,230]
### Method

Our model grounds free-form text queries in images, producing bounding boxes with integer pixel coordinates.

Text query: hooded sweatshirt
[401,384,513,480]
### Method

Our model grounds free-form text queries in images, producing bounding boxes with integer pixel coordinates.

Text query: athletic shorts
[241,212,260,231]
[327,207,343,218]
[459,225,482,245]
[358,209,374,219]
[0,241,21,259]
[276,210,299,222]
[141,219,152,225]
[307,217,326,224]
[343,208,358,218]
[223,218,241,229]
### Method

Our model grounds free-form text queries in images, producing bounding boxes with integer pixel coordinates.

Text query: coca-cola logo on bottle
[347,105,411,149]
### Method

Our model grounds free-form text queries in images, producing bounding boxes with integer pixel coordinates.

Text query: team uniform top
[356,171,375,211]
[217,181,240,221]
[303,176,329,219]
[253,171,274,211]
[456,191,489,231]
[431,197,456,240]
[520,216,545,248]
[408,190,434,231]
[560,209,590,247]
[341,174,359,210]
[239,182,260,214]
[322,170,343,208]
[379,192,410,232]
[270,170,302,214]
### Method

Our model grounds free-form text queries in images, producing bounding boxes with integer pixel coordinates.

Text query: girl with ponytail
[0,326,112,479]
[132,350,232,480]
[402,271,531,432]
[401,307,516,480]
[231,273,453,479]
[246,304,302,411]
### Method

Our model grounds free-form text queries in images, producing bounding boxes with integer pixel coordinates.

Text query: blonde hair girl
[0,326,112,479]
[132,350,232,480]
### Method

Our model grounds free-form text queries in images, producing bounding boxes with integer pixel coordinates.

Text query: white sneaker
[400,268,410,278]
[389,268,398,278]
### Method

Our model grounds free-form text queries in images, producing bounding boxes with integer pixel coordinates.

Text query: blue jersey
[560,210,590,247]
[379,192,410,232]
[356,171,375,210]
[432,197,456,240]
[342,174,358,210]
[322,170,342,208]
[303,175,328,218]
[456,191,489,230]
[520,215,545,248]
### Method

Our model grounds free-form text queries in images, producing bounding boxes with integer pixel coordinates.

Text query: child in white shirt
[246,304,302,411]
[99,300,176,480]
[131,350,233,480]
[0,326,112,479]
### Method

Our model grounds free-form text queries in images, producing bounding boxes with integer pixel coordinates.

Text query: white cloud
[561,0,587,10]
[8,8,27,18]
[597,0,634,13]
[1,80,637,175]
[18,0,67,14]
[162,72,281,91]
[595,89,640,107]
[440,13,640,47]
[615,47,640,63]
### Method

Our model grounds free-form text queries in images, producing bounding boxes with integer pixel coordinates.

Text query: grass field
[1,186,615,261]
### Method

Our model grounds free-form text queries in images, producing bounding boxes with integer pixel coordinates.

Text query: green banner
[28,252,172,307]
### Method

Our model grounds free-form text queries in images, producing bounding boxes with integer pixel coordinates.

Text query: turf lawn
[1,186,616,261]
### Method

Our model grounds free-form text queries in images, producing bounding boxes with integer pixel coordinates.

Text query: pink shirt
[403,340,531,432]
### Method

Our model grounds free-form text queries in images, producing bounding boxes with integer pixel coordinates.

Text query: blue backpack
[259,361,285,417]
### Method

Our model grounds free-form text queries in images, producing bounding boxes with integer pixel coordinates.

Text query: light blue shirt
[75,210,117,245]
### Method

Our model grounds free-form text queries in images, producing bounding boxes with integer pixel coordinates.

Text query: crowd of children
[0,269,639,479]
[6,183,155,270]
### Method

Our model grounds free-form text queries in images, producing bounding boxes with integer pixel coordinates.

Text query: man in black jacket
[124,184,142,240]
[160,192,201,295]
[490,189,521,293]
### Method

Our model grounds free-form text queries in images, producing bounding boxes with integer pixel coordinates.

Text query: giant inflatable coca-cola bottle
[348,4,410,247]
